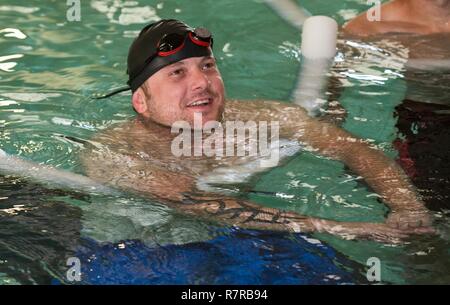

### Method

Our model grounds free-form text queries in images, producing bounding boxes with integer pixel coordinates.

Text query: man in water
[344,0,450,36]
[343,0,450,70]
[82,19,434,242]
[344,0,450,212]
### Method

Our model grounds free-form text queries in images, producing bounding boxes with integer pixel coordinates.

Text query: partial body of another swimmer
[344,0,450,36]
[344,0,450,63]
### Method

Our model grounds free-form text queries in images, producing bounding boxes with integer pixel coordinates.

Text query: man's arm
[80,148,316,232]
[80,145,429,242]
[269,101,433,229]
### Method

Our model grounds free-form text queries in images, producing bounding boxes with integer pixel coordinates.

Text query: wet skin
[81,56,435,243]
[343,0,450,37]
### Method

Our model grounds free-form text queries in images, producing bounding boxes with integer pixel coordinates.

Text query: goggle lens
[157,33,185,53]
[156,28,212,56]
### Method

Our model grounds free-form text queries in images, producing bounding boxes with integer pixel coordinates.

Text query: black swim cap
[127,19,213,92]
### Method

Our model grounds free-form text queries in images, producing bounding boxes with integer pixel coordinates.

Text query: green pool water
[0,0,449,284]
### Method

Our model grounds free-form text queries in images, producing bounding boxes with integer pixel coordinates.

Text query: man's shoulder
[224,99,308,120]
[226,99,284,107]
[87,117,162,152]
[80,119,138,166]
[91,119,136,141]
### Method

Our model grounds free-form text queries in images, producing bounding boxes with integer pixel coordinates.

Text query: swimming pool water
[1,0,449,284]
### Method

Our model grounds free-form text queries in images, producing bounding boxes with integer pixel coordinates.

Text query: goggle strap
[92,86,131,99]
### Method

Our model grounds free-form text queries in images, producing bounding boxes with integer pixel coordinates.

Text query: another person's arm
[344,19,430,36]
[342,1,431,36]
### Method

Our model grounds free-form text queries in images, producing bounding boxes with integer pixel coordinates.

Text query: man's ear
[132,88,148,114]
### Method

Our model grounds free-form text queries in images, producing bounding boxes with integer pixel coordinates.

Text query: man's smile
[185,95,215,112]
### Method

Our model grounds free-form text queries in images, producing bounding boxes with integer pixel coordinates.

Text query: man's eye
[170,69,184,76]
[203,62,216,69]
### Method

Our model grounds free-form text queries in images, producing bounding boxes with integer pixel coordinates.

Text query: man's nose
[190,68,209,92]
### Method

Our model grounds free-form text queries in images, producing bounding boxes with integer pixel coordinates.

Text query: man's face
[135,55,225,128]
